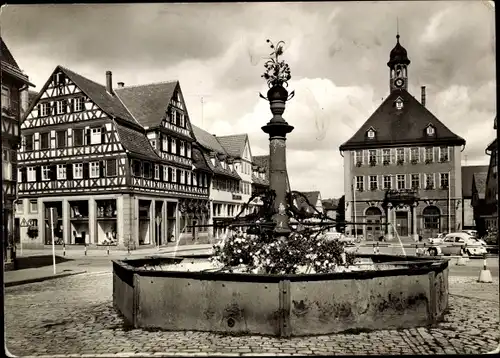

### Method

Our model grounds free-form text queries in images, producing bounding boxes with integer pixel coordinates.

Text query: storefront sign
[385,189,418,202]
[232,194,242,200]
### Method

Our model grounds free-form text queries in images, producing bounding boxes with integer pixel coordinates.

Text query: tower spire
[396,17,400,42]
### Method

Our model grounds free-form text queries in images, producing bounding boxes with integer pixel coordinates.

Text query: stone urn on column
[260,40,295,236]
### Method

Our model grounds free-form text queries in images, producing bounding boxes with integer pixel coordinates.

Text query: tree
[336,195,346,233]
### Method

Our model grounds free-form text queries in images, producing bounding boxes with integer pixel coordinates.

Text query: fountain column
[262,88,294,235]
[386,202,393,240]
[260,39,294,236]
[412,202,418,242]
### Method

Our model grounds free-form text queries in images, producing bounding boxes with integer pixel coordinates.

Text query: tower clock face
[394,78,405,88]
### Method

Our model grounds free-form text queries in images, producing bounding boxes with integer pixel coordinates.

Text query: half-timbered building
[1,38,34,264]
[339,34,465,241]
[16,66,210,249]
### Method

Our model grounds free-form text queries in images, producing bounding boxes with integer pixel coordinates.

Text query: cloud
[0,2,495,198]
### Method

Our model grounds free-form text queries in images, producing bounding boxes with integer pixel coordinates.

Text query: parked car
[471,237,487,246]
[461,230,478,237]
[324,232,356,246]
[427,232,487,257]
[428,233,445,245]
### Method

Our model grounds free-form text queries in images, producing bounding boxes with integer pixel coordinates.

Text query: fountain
[113,40,449,337]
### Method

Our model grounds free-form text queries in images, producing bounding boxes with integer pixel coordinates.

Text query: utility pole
[183,93,212,128]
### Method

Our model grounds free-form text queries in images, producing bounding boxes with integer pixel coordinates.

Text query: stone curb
[5,270,87,287]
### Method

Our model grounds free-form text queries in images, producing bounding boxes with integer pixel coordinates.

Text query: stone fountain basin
[112,254,449,337]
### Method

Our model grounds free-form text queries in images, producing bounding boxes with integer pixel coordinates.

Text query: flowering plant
[211,230,356,275]
[261,39,292,88]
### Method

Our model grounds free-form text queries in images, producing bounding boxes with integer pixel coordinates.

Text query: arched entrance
[365,207,383,241]
[423,206,441,237]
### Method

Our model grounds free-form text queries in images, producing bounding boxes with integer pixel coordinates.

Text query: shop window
[423,206,440,230]
[96,199,117,246]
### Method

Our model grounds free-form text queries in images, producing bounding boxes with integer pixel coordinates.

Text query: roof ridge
[216,133,248,138]
[115,80,178,90]
[58,65,107,89]
[114,91,143,127]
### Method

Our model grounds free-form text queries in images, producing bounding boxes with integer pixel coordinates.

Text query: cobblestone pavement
[5,272,500,357]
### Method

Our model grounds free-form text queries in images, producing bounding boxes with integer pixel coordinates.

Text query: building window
[57,130,66,148]
[73,163,83,179]
[90,128,101,145]
[40,133,49,149]
[57,164,66,180]
[40,103,50,117]
[356,176,364,191]
[439,146,449,162]
[1,85,10,109]
[426,125,435,136]
[180,113,185,128]
[56,100,67,114]
[440,173,449,189]
[180,170,185,184]
[186,143,191,158]
[355,150,363,166]
[367,129,375,139]
[73,128,84,146]
[25,134,34,151]
[143,162,152,179]
[154,164,160,180]
[73,97,83,112]
[187,171,192,185]
[425,147,434,163]
[180,141,185,156]
[90,162,99,178]
[425,173,434,190]
[382,149,391,165]
[383,175,391,189]
[396,148,404,164]
[42,166,51,181]
[397,174,406,189]
[15,200,24,214]
[410,147,419,163]
[163,165,168,181]
[150,140,156,149]
[423,206,440,229]
[27,167,36,182]
[29,200,38,213]
[411,174,420,189]
[369,175,378,191]
[106,159,117,177]
[162,136,168,151]
[369,150,377,166]
[171,138,177,154]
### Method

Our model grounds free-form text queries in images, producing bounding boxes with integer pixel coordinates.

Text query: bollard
[84,244,87,256]
[63,243,66,257]
[107,245,110,256]
[478,252,493,283]
[415,244,419,256]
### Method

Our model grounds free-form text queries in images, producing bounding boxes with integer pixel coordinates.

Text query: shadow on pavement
[14,255,74,270]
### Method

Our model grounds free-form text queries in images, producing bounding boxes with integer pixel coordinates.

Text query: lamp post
[260,40,295,236]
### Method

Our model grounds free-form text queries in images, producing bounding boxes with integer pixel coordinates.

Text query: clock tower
[387,34,410,92]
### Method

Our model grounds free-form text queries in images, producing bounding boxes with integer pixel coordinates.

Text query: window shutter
[85,129,91,145]
[21,167,27,183]
[83,162,89,179]
[37,104,41,114]
[101,126,106,143]
[66,164,73,180]
[50,165,57,180]
[35,166,41,182]
[100,161,105,177]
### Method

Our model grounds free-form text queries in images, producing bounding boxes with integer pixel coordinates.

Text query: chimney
[421,86,426,107]
[117,82,125,88]
[106,71,114,95]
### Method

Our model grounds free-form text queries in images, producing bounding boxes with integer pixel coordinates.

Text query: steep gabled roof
[28,90,39,107]
[322,198,339,211]
[1,37,34,86]
[462,165,488,198]
[58,66,138,126]
[216,134,248,158]
[253,155,270,180]
[114,122,160,160]
[191,145,211,173]
[192,125,227,154]
[115,81,178,128]
[472,172,488,200]
[201,151,241,180]
[295,191,322,213]
[339,88,466,151]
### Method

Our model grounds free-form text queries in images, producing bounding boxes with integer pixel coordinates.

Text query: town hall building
[339,34,465,241]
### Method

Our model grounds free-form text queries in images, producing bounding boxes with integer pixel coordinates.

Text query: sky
[1,2,496,199]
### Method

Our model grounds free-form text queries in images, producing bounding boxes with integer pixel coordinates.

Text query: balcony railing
[162,121,190,137]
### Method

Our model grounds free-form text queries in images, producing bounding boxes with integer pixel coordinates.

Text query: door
[14,218,20,244]
[395,212,408,236]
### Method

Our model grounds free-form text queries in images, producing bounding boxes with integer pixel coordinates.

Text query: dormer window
[367,128,376,139]
[426,125,435,136]
[394,97,404,110]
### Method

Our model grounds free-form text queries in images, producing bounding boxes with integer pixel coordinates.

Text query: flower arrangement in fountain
[261,39,292,88]
[210,190,356,275]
